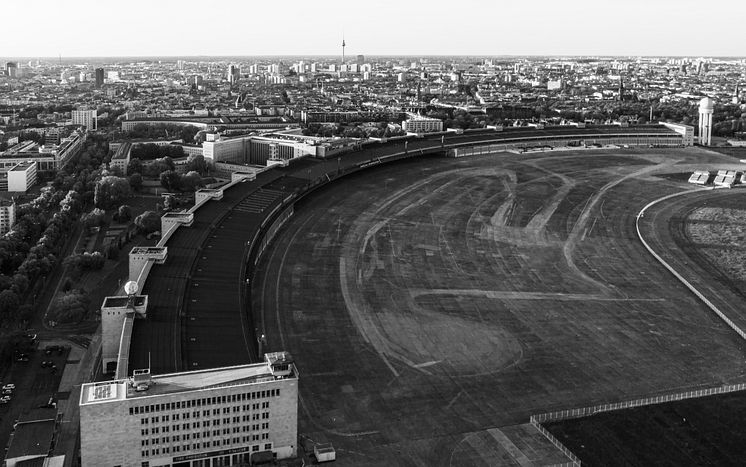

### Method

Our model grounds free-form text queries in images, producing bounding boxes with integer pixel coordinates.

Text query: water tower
[698,97,715,146]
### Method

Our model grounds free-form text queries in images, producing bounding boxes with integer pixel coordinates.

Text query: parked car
[2,384,15,391]
[40,361,53,368]
[0,396,10,404]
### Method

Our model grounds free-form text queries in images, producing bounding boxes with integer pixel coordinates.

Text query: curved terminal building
[80,123,692,466]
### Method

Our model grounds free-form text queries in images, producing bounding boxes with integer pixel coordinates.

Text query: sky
[4,0,745,58]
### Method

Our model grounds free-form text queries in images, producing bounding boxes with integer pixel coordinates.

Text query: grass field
[254,147,746,466]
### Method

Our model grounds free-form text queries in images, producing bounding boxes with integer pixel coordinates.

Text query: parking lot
[0,336,70,455]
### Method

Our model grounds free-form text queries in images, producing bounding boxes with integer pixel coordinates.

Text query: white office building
[80,352,298,467]
[402,114,444,134]
[72,110,98,131]
[7,161,37,192]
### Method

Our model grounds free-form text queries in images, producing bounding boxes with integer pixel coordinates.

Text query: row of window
[142,441,273,458]
[140,419,271,438]
[141,427,270,446]
[139,402,270,425]
[129,388,280,416]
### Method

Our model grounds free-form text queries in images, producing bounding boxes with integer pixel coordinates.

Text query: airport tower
[698,97,714,146]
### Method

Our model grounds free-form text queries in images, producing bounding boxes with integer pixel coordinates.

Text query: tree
[0,289,20,319]
[160,170,181,191]
[163,194,178,211]
[48,290,89,324]
[180,171,204,192]
[115,205,132,223]
[94,176,131,209]
[185,154,208,175]
[82,208,106,229]
[134,211,160,234]
[127,158,143,175]
[128,173,143,192]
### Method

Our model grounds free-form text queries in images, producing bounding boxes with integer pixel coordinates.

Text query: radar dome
[124,281,139,295]
[699,97,715,111]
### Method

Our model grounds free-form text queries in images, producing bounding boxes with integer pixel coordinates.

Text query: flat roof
[81,362,295,404]
[162,212,192,218]
[5,419,55,459]
[10,161,35,170]
[131,247,167,254]
[102,295,146,308]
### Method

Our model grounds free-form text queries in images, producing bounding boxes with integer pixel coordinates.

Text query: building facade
[72,110,98,131]
[80,353,298,467]
[7,161,37,192]
[0,200,15,236]
[402,114,444,133]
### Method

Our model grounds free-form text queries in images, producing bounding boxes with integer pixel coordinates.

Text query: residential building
[72,110,98,131]
[0,200,15,236]
[402,113,444,133]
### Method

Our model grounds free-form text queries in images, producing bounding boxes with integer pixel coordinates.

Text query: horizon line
[3,54,746,60]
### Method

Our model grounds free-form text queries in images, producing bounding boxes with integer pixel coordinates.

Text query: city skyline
[4,0,746,58]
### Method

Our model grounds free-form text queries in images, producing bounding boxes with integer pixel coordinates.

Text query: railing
[533,382,746,424]
[635,187,746,342]
[529,416,582,466]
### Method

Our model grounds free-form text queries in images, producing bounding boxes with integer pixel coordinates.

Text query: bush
[48,290,89,324]
[134,211,160,234]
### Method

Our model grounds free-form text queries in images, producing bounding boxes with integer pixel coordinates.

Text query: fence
[530,381,746,467]
[635,188,746,342]
[529,417,582,466]
[532,382,746,425]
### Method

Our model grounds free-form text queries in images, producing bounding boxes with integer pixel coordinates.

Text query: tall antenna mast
[342,33,346,63]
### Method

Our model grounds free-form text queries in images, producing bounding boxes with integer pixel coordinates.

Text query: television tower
[342,34,346,63]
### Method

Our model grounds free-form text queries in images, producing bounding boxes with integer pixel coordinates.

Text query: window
[252,445,259,452]
[264,443,272,450]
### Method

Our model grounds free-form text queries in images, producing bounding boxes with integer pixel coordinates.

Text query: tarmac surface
[543,186,746,466]
[253,148,746,465]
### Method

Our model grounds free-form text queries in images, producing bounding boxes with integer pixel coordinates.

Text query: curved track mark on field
[563,161,679,296]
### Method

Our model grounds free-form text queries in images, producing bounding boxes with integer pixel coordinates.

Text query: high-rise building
[72,110,98,131]
[0,200,15,236]
[5,62,17,78]
[356,54,364,65]
[95,68,104,88]
[228,64,240,84]
[79,352,298,467]
[698,97,714,146]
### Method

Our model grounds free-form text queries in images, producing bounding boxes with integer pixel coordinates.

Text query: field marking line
[262,211,381,438]
[446,389,464,411]
[636,185,746,344]
[408,288,664,302]
[564,161,681,296]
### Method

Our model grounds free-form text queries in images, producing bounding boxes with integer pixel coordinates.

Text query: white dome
[699,97,715,111]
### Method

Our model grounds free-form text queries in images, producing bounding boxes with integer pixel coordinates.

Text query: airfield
[252,147,746,465]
